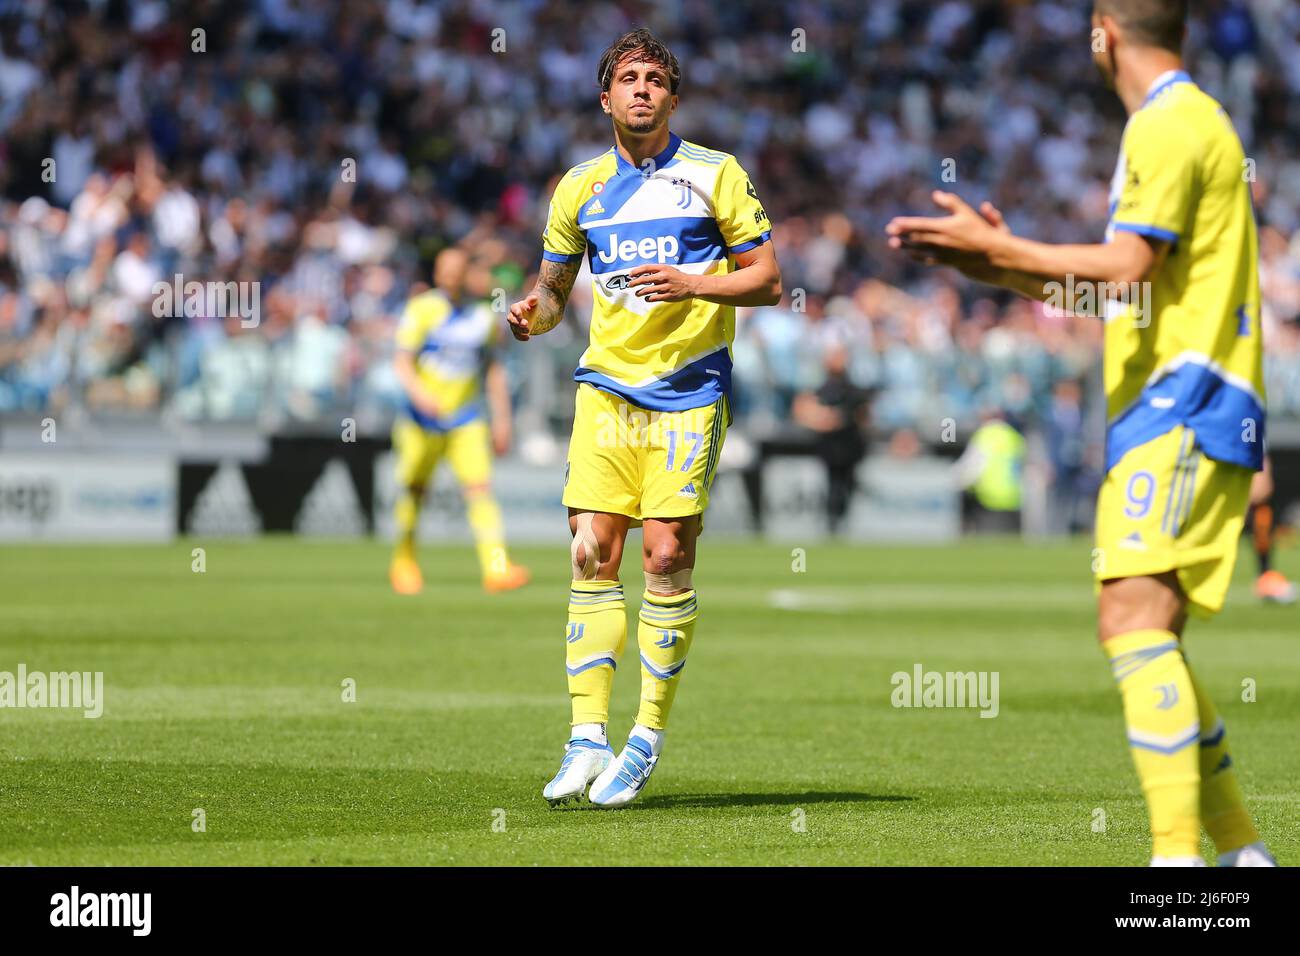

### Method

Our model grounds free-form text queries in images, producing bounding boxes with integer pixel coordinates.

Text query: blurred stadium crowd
[3,0,1300,473]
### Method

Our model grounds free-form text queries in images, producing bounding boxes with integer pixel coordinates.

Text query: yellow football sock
[393,487,421,560]
[635,589,697,731]
[1184,659,1261,853]
[566,580,626,725]
[1105,629,1201,859]
[466,489,508,578]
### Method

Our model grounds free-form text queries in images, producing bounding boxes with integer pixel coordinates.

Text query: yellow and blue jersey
[541,132,771,412]
[1103,70,1265,473]
[394,289,499,431]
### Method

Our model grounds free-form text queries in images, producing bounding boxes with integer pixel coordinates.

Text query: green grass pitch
[1,536,1295,866]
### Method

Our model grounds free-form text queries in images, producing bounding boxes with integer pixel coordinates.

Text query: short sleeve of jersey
[394,294,444,352]
[713,157,772,254]
[541,176,586,262]
[1112,112,1196,244]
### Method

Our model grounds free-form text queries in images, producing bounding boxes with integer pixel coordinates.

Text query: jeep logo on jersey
[596,234,680,265]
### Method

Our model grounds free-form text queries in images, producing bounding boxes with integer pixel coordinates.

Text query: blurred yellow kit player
[887,0,1275,867]
[390,247,529,595]
[507,29,781,807]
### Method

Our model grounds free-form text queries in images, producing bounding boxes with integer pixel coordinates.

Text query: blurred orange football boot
[1255,569,1296,605]
[484,563,530,593]
[389,554,424,595]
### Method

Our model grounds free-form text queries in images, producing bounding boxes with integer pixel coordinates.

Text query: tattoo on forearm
[530,258,581,334]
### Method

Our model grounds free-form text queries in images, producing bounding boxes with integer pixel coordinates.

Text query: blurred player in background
[1248,455,1296,603]
[507,29,780,807]
[888,0,1275,866]
[390,246,529,595]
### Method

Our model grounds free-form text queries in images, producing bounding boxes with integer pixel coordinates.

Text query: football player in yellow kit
[507,29,781,807]
[390,246,530,595]
[887,0,1275,866]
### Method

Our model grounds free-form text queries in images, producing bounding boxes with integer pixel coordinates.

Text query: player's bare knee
[1098,588,1140,641]
[1096,598,1127,643]
[646,543,680,577]
[1097,575,1183,641]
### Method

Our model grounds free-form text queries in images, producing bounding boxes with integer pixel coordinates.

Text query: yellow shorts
[1094,424,1252,616]
[392,415,492,490]
[562,384,727,521]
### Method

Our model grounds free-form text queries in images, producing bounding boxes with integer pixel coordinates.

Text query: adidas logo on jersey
[677,482,699,500]
[588,199,605,215]
[1119,531,1146,550]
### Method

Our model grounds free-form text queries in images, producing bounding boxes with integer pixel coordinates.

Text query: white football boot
[589,733,659,808]
[1217,842,1278,867]
[543,738,614,806]
[1151,856,1207,867]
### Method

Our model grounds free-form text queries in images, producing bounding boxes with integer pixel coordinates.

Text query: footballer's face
[602,53,676,135]
[434,247,469,298]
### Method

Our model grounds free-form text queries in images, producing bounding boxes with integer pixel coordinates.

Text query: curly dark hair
[597,28,681,94]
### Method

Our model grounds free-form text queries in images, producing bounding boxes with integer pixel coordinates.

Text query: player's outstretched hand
[886,192,1012,282]
[885,190,1002,257]
[627,264,696,302]
[977,200,1010,234]
[507,293,539,341]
